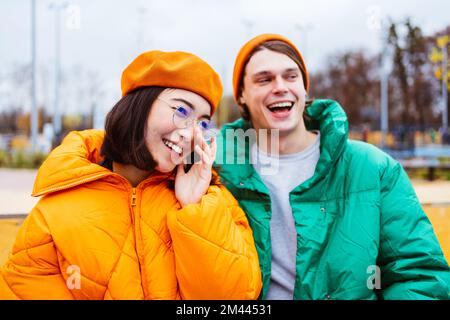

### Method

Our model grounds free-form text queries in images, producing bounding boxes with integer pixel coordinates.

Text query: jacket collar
[32,130,174,197]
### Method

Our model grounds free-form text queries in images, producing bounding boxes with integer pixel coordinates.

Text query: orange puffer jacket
[0,130,262,299]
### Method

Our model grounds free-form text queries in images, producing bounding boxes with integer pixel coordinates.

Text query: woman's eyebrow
[172,98,194,109]
[171,98,210,120]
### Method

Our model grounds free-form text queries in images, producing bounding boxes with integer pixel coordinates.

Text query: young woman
[0,50,262,299]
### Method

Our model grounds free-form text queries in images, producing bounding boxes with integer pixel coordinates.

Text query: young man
[216,33,450,300]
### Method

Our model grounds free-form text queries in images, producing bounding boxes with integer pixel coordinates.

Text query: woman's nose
[178,126,195,143]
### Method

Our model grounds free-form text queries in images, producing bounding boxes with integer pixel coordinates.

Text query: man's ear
[238,94,245,105]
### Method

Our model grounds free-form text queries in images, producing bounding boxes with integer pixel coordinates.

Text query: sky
[0,0,449,118]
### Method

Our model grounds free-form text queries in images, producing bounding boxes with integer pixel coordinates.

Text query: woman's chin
[155,162,177,173]
[156,166,175,173]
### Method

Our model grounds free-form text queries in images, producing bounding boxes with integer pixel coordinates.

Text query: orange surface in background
[424,206,450,263]
[1,207,449,267]
[0,219,24,266]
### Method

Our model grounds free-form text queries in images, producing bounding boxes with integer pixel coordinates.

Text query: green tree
[387,19,439,131]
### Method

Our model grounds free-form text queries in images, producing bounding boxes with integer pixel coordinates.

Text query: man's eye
[257,78,270,84]
[287,74,298,80]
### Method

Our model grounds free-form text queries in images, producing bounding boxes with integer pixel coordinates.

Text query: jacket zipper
[130,187,137,226]
[131,188,137,207]
[129,186,148,298]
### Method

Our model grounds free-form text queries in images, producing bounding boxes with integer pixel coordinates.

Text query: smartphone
[183,150,201,173]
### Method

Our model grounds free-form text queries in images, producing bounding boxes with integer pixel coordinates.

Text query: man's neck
[256,121,318,156]
[112,162,150,187]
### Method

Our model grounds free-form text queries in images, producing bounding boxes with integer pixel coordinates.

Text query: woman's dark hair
[237,40,313,121]
[101,86,165,171]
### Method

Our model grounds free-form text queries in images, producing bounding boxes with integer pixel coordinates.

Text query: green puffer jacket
[215,99,450,300]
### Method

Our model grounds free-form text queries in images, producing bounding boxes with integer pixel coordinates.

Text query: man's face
[240,48,306,134]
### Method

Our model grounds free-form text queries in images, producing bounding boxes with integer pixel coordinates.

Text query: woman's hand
[175,126,217,207]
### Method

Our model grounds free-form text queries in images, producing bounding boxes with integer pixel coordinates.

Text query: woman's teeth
[163,139,182,155]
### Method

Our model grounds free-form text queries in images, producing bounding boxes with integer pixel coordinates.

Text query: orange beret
[232,33,309,101]
[121,50,223,114]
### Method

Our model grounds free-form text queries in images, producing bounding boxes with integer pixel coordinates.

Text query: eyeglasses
[157,98,217,141]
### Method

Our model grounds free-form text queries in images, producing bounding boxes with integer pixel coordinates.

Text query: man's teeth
[163,139,182,154]
[268,102,294,109]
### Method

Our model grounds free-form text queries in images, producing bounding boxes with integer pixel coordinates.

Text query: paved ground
[0,168,38,215]
[411,180,450,205]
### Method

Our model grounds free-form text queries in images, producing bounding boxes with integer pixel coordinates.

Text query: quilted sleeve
[378,160,450,300]
[0,206,74,300]
[167,185,262,299]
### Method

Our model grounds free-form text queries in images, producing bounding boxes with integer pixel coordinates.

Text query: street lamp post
[365,6,390,148]
[441,40,448,134]
[30,0,38,152]
[380,59,389,148]
[49,2,68,141]
[380,22,390,149]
